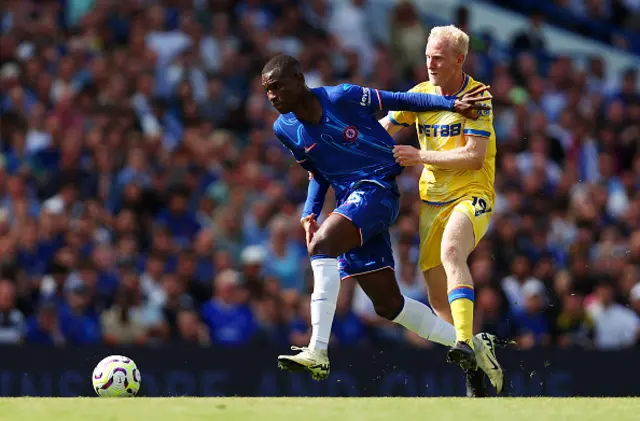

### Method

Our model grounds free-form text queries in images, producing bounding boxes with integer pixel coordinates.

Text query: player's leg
[307,213,362,352]
[442,210,476,350]
[418,202,453,323]
[331,182,457,348]
[423,265,452,323]
[419,200,501,395]
[349,240,491,398]
[441,196,491,370]
[277,212,361,380]
[356,271,457,347]
[346,235,456,348]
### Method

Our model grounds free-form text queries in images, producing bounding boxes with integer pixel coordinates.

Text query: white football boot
[277,346,330,381]
[473,332,513,394]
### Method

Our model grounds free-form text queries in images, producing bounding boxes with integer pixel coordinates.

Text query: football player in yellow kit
[380,25,507,395]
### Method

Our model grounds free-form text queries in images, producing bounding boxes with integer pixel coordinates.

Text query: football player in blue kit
[262,54,504,396]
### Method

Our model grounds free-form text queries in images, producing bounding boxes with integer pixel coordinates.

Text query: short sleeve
[388,109,416,127]
[463,90,493,138]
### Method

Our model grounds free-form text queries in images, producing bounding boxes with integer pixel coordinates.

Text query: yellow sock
[448,285,475,349]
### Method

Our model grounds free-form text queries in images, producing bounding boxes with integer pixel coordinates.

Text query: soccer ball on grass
[92,355,141,397]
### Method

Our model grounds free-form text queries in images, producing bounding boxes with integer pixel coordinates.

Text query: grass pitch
[0,397,638,421]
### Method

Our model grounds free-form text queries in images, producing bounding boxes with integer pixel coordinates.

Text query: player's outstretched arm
[339,84,489,120]
[376,85,491,120]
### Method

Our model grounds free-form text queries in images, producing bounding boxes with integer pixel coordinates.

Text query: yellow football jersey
[389,74,496,204]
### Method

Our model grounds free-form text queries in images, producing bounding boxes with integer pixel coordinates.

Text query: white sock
[392,295,456,347]
[308,257,341,352]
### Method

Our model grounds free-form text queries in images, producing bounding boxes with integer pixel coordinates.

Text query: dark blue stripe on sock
[448,287,475,304]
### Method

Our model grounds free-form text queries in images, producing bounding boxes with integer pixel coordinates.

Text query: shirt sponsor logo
[360,87,371,107]
[418,123,462,137]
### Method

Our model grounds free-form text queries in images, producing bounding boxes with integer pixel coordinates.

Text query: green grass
[0,397,639,421]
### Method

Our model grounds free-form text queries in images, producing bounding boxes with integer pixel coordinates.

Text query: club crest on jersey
[343,126,358,142]
[346,191,364,205]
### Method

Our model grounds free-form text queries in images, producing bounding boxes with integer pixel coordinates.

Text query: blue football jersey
[273,84,403,199]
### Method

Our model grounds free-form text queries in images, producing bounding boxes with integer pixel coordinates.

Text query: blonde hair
[428,25,469,58]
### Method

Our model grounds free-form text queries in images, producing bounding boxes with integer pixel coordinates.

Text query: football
[91,355,141,397]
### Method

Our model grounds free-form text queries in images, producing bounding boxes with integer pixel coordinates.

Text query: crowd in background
[491,0,640,53]
[0,0,639,351]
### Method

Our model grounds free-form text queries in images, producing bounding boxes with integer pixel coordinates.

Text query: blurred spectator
[176,308,210,346]
[201,13,240,73]
[511,13,546,54]
[289,295,312,347]
[255,294,289,346]
[100,268,164,346]
[501,255,542,311]
[159,272,194,341]
[476,286,513,340]
[390,1,428,80]
[331,282,367,348]
[25,301,64,346]
[201,269,257,347]
[0,279,25,344]
[58,283,102,346]
[145,5,192,67]
[586,279,640,350]
[328,0,374,76]
[155,186,202,248]
[510,279,552,349]
[496,1,640,53]
[140,252,166,309]
[40,260,72,307]
[262,214,306,293]
[240,244,268,299]
[552,292,594,349]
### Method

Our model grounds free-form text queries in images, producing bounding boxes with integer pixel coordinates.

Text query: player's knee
[440,243,466,267]
[372,295,404,320]
[308,233,339,257]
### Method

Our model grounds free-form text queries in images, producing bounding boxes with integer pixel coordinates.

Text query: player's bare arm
[378,115,405,136]
[393,135,489,170]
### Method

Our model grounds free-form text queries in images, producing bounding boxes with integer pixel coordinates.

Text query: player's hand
[393,145,423,166]
[301,213,319,248]
[453,85,492,120]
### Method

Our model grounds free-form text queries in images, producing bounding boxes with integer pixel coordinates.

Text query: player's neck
[437,72,466,97]
[293,89,323,124]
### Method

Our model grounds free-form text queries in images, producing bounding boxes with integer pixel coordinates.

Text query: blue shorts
[332,181,400,279]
